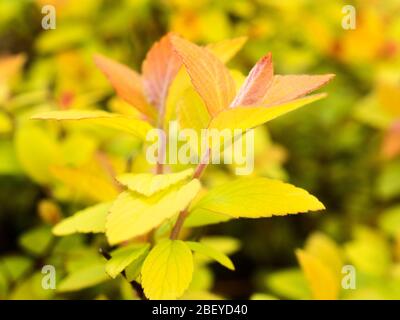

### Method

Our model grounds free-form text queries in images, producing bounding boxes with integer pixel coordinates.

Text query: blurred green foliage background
[0,0,400,299]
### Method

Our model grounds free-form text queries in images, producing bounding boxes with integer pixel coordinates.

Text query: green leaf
[32,110,153,139]
[106,179,201,245]
[125,249,149,282]
[0,256,33,283]
[266,268,310,300]
[186,241,234,270]
[19,226,53,256]
[377,161,400,200]
[58,262,109,292]
[116,168,193,196]
[344,227,391,277]
[190,177,325,219]
[53,202,112,236]
[379,205,400,236]
[141,239,193,299]
[9,272,54,300]
[105,243,150,279]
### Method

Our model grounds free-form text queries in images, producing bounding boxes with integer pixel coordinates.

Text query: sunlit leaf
[106,179,201,245]
[141,239,193,299]
[32,110,153,139]
[200,236,241,256]
[116,168,193,196]
[105,243,150,279]
[184,207,232,227]
[186,241,234,270]
[177,88,210,131]
[52,202,112,236]
[209,94,326,131]
[191,177,324,218]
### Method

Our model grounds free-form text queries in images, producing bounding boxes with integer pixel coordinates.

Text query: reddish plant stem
[95,151,123,191]
[170,149,210,240]
[155,101,166,174]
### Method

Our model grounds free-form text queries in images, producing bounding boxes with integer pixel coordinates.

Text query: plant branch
[170,149,210,240]
[155,100,166,174]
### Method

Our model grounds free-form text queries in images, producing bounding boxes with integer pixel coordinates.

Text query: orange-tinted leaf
[142,34,181,112]
[0,54,26,83]
[231,53,273,107]
[171,35,236,117]
[262,74,335,106]
[381,121,400,160]
[94,54,156,119]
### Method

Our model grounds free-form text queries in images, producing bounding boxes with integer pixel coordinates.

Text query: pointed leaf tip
[93,54,156,119]
[170,35,236,117]
[231,52,274,107]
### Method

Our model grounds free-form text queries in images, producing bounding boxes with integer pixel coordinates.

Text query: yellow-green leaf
[19,226,53,256]
[177,88,211,132]
[206,36,247,63]
[32,110,153,139]
[190,177,324,218]
[266,268,310,300]
[106,179,201,245]
[15,125,61,184]
[378,205,400,237]
[125,250,149,282]
[58,262,109,292]
[186,241,234,270]
[184,207,232,227]
[116,168,193,197]
[53,202,112,236]
[141,239,193,299]
[209,94,326,131]
[105,243,150,279]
